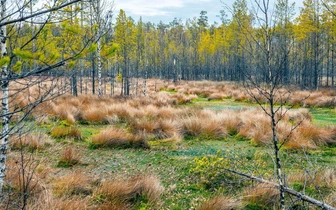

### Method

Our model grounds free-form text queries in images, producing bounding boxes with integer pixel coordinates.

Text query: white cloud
[112,0,304,24]
[115,0,185,16]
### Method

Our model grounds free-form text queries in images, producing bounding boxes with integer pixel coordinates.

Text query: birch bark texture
[0,0,8,194]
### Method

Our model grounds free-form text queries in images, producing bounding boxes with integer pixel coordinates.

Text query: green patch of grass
[310,108,336,126]
[188,98,258,111]
[244,203,270,210]
[79,125,105,140]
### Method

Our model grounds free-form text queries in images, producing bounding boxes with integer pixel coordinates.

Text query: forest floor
[4,80,336,209]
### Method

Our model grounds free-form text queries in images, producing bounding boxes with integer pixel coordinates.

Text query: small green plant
[190,151,244,190]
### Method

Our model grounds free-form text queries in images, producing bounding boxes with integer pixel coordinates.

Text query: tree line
[5,0,336,97]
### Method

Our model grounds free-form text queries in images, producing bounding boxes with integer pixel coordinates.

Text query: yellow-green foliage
[67,60,76,69]
[0,56,10,67]
[88,43,98,53]
[190,151,241,189]
[191,151,269,190]
[103,43,119,57]
[13,48,34,59]
[50,126,81,140]
[116,73,122,82]
[12,61,22,73]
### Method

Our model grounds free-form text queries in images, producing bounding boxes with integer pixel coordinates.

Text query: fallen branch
[227,169,336,209]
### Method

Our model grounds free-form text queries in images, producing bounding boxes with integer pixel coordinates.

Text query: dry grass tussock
[52,171,93,197]
[47,92,335,150]
[10,132,52,151]
[48,92,194,124]
[198,196,242,210]
[286,122,336,149]
[40,81,336,150]
[94,174,164,207]
[25,189,91,210]
[288,168,336,189]
[164,80,336,108]
[129,118,182,142]
[91,127,149,149]
[57,147,81,167]
[242,183,279,208]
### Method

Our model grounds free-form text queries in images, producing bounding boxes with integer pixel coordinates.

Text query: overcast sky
[113,0,304,24]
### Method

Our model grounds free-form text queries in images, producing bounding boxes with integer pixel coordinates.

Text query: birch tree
[0,0,94,195]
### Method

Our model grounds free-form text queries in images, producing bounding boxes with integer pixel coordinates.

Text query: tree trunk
[0,0,8,194]
[96,0,102,97]
[91,55,95,94]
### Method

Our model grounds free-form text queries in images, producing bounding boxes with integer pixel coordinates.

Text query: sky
[113,0,304,24]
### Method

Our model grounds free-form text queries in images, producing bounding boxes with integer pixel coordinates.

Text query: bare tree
[0,0,95,195]
[225,0,336,208]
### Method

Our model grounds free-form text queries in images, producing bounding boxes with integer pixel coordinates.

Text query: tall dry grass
[198,196,241,210]
[288,168,336,189]
[57,147,81,167]
[94,174,164,208]
[37,80,336,150]
[91,127,149,149]
[10,132,52,151]
[52,171,93,197]
[242,183,279,208]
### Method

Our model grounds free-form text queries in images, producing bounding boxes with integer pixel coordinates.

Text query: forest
[6,0,336,95]
[1,0,336,209]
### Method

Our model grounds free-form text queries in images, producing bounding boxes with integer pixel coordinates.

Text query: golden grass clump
[288,168,336,189]
[207,93,224,101]
[237,111,272,145]
[50,126,82,140]
[94,174,163,207]
[49,198,91,210]
[53,172,93,197]
[291,123,336,148]
[181,116,203,137]
[218,112,242,136]
[156,119,182,141]
[91,127,149,149]
[10,132,51,151]
[50,126,71,138]
[285,108,312,123]
[198,196,241,210]
[80,107,108,123]
[23,192,92,210]
[57,147,81,167]
[243,183,279,208]
[50,102,78,124]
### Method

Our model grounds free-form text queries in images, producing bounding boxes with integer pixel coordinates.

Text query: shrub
[190,151,247,190]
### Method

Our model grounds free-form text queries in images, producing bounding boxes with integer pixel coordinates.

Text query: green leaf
[67,60,76,69]
[88,43,98,53]
[13,48,33,60]
[0,56,10,67]
[12,61,22,73]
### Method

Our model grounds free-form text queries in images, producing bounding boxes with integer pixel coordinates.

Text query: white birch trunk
[96,0,102,97]
[0,0,8,194]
